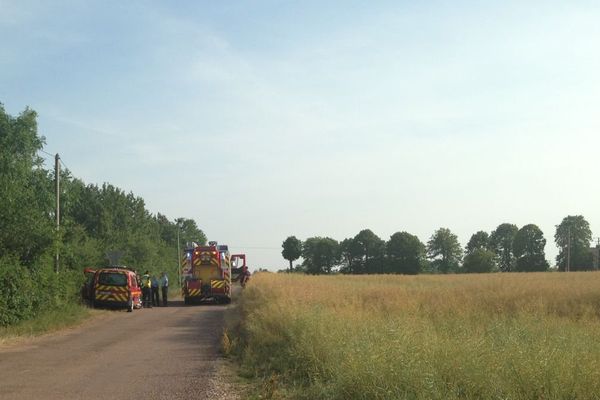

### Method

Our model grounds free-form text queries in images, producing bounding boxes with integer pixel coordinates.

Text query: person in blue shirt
[151,275,160,307]
[159,272,169,307]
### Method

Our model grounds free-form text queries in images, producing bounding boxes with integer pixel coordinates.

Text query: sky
[2,1,600,269]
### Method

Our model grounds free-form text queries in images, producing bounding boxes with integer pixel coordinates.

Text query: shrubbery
[0,255,81,326]
[0,256,35,326]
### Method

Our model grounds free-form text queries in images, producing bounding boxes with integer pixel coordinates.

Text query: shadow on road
[89,299,232,310]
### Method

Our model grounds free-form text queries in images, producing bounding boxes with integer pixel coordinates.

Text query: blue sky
[2,1,600,269]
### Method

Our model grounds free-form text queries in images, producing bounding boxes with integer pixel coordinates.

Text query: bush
[0,255,82,327]
[0,255,36,326]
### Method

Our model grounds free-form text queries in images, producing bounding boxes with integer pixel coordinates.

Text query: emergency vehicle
[181,241,232,304]
[86,266,142,312]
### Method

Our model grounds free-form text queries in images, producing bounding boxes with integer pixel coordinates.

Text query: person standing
[240,265,251,288]
[151,275,160,307]
[141,271,152,308]
[159,271,169,306]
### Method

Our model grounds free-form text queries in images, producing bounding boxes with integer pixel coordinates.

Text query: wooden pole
[55,153,60,273]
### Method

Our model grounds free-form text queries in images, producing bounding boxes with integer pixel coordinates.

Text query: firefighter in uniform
[141,271,152,308]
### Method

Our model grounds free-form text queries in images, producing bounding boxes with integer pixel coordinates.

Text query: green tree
[281,236,303,271]
[555,215,593,271]
[176,217,207,246]
[156,213,177,245]
[0,104,54,266]
[386,232,425,275]
[59,177,205,272]
[490,223,518,272]
[353,229,385,274]
[339,238,362,274]
[465,231,490,255]
[513,224,548,272]
[58,175,103,270]
[462,249,496,273]
[427,228,462,273]
[301,237,340,274]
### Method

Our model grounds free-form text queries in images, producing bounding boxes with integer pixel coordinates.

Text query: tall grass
[230,272,600,399]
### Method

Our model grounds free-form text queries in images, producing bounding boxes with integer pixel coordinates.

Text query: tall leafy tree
[301,237,340,274]
[386,232,425,275]
[156,213,177,244]
[427,228,463,273]
[555,215,593,271]
[513,224,548,272]
[281,236,303,271]
[58,174,105,269]
[0,104,54,266]
[462,249,496,273]
[490,223,518,272]
[339,237,362,274]
[353,229,385,274]
[176,217,207,246]
[465,231,490,255]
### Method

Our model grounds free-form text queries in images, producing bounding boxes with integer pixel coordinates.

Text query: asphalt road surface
[0,300,240,400]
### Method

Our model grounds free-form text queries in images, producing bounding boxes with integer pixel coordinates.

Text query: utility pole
[566,225,571,272]
[55,153,60,273]
[177,226,181,286]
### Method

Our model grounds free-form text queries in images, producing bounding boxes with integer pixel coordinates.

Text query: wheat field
[229,272,600,399]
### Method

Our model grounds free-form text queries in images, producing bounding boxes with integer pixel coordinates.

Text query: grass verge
[228,272,600,400]
[0,303,92,345]
[223,287,262,399]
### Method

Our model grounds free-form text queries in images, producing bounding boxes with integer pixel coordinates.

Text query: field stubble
[229,272,600,399]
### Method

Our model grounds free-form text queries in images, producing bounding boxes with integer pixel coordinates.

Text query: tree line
[0,104,206,325]
[281,216,595,275]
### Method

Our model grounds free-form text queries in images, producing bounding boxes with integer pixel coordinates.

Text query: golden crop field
[230,272,600,400]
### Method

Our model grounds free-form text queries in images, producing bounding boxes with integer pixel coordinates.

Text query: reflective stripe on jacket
[141,274,151,288]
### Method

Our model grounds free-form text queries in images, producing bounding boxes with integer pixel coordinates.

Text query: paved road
[0,301,239,400]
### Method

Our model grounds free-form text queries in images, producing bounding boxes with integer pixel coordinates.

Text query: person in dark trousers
[141,271,152,308]
[151,275,160,307]
[159,271,169,306]
[240,265,251,288]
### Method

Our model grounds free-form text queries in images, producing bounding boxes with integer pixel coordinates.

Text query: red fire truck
[181,241,231,304]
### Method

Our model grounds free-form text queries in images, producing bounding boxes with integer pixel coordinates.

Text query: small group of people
[140,271,169,308]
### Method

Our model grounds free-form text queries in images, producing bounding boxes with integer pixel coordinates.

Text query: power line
[38,149,71,172]
[59,158,70,171]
